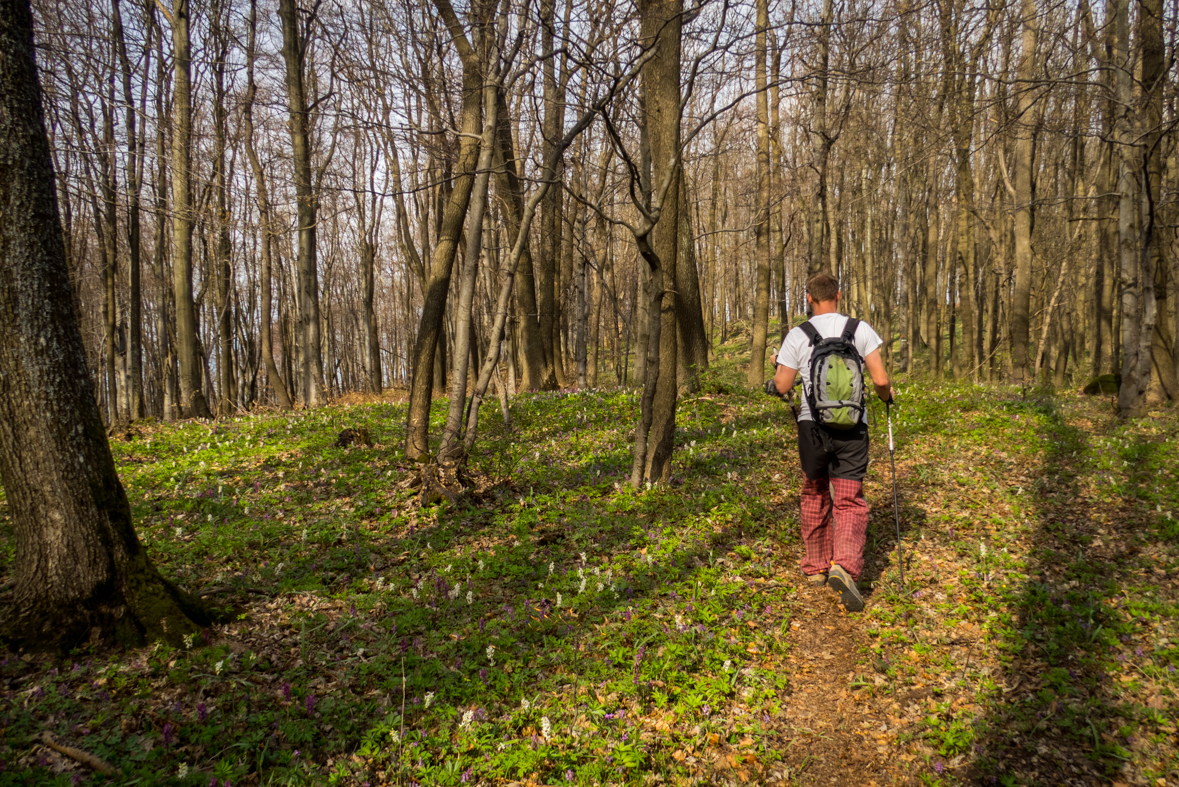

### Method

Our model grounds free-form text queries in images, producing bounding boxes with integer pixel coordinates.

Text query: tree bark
[631,0,681,486]
[211,0,235,414]
[747,0,771,387]
[404,0,487,461]
[278,0,326,407]
[0,0,212,650]
[491,87,552,390]
[244,0,292,409]
[1010,0,1039,384]
[676,173,709,392]
[111,0,144,419]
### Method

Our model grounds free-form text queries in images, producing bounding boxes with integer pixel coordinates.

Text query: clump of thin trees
[34,0,1177,438]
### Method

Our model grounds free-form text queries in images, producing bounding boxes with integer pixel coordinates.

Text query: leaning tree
[0,0,211,651]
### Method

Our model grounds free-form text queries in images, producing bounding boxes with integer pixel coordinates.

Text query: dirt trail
[768,567,918,786]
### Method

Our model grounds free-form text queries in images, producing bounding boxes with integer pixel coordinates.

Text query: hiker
[768,272,894,612]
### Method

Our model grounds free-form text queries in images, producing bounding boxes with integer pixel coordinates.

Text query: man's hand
[763,379,783,399]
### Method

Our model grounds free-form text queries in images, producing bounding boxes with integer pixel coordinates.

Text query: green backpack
[799,318,865,429]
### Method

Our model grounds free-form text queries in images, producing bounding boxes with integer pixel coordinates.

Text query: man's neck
[812,301,840,316]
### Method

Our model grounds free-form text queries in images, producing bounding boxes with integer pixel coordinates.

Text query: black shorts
[797,420,869,481]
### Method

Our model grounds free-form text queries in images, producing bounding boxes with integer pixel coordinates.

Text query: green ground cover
[0,351,1176,786]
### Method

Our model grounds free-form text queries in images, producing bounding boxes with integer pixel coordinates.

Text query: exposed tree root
[39,731,120,776]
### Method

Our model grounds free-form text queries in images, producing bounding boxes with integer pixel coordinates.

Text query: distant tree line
[31,0,1177,437]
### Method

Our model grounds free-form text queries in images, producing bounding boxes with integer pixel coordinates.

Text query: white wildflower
[478,559,485,571]
[182,634,194,650]
[578,577,587,594]
[541,716,552,740]
[177,763,189,779]
[214,660,224,675]
[460,709,474,729]
[466,590,474,605]
[549,561,555,575]
[980,541,987,559]
[206,514,212,522]
[596,582,604,593]
[174,527,183,538]
[521,698,531,711]
[556,592,563,608]
[411,588,419,599]
[388,729,400,743]
[486,645,496,666]
[424,692,435,709]
[723,659,733,673]
[580,552,587,564]
[374,576,384,590]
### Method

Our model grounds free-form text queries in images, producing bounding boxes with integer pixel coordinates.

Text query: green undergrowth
[0,348,1176,786]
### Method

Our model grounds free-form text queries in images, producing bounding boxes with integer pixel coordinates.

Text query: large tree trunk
[630,0,680,486]
[1117,0,1163,415]
[0,0,211,650]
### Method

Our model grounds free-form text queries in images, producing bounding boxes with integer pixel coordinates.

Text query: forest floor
[1,350,1177,787]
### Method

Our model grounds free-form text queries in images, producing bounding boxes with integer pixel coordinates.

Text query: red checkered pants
[800,476,868,580]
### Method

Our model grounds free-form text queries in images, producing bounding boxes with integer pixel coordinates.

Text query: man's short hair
[806,272,840,303]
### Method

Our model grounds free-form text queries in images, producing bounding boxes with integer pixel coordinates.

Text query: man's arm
[773,364,797,396]
[863,348,894,402]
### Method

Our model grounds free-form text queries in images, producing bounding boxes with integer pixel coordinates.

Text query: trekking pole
[887,400,906,590]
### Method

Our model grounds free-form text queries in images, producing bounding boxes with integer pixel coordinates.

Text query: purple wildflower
[566,769,575,781]
[305,694,317,715]
[162,723,175,746]
[282,683,292,701]
[197,702,208,721]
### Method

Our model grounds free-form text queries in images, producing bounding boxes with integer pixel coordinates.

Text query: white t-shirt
[777,313,882,423]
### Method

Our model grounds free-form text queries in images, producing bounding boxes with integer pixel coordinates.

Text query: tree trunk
[0,0,212,650]
[807,0,833,277]
[111,0,144,419]
[1010,0,1039,384]
[278,0,325,407]
[630,0,680,486]
[1117,0,1163,415]
[439,76,497,464]
[676,174,709,392]
[211,0,235,414]
[747,0,771,387]
[404,0,487,461]
[244,0,292,410]
[169,0,211,418]
[491,87,552,390]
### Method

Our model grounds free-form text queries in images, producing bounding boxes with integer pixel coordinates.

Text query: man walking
[770,272,893,612]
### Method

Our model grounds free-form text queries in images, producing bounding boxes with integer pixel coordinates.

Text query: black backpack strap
[799,321,821,346]
[841,317,860,342]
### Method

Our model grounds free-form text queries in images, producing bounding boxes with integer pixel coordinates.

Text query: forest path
[769,566,918,786]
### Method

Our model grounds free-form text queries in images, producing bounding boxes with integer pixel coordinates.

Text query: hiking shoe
[828,565,864,612]
[805,572,828,587]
